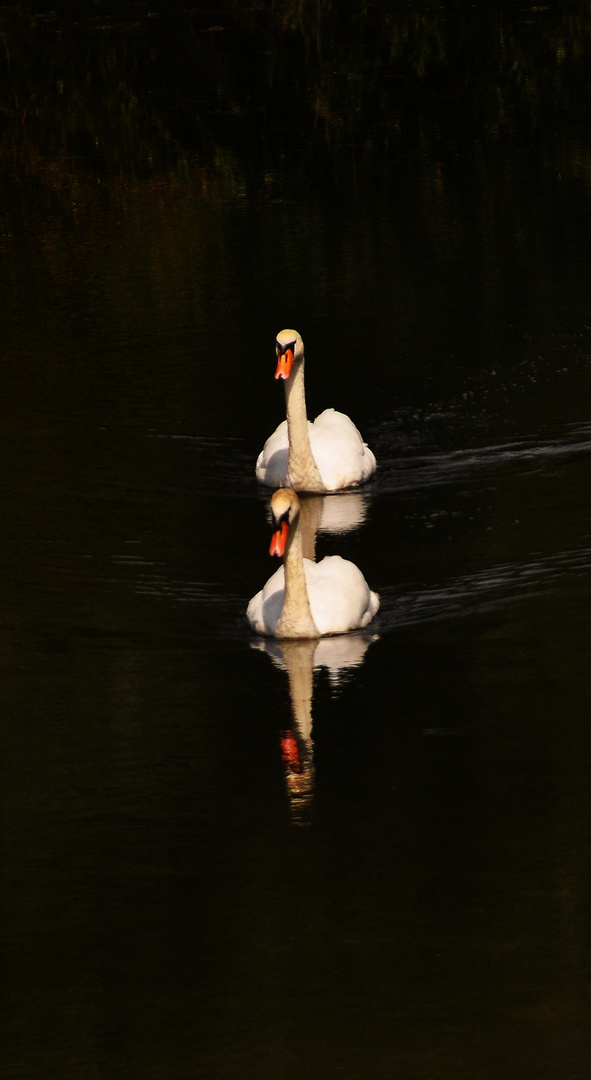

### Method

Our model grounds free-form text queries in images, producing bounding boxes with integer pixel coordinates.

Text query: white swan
[256,329,377,493]
[247,488,380,638]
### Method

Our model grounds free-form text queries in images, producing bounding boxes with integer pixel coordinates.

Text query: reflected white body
[254,630,378,688]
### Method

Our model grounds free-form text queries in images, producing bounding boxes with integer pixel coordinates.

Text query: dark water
[1,3,591,1077]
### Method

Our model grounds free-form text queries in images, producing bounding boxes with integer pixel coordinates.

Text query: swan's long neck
[284,357,326,493]
[277,512,320,639]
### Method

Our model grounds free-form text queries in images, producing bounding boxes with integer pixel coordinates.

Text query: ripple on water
[376,544,591,631]
[373,423,591,496]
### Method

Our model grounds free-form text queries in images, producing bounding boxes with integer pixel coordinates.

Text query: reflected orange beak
[275,347,294,380]
[269,520,288,557]
[281,730,303,774]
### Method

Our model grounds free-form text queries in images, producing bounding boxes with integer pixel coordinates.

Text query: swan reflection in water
[297,490,372,557]
[253,632,378,825]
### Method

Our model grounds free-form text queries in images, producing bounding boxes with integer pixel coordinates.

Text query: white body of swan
[247,488,380,639]
[256,329,376,493]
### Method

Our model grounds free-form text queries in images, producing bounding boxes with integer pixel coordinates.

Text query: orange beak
[275,347,294,380]
[269,520,288,557]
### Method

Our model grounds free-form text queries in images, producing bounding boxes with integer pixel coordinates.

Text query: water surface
[1,3,591,1077]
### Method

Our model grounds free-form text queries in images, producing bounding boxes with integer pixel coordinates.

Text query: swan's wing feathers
[256,420,290,487]
[247,565,285,634]
[304,555,379,634]
[257,411,376,491]
[310,410,376,490]
[248,558,379,637]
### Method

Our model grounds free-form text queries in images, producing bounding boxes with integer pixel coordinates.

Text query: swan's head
[275,329,304,381]
[269,487,300,557]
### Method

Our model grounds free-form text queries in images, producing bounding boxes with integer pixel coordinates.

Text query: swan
[256,329,377,492]
[247,488,380,638]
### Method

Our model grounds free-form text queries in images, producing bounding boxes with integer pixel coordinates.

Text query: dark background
[1,3,591,1078]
